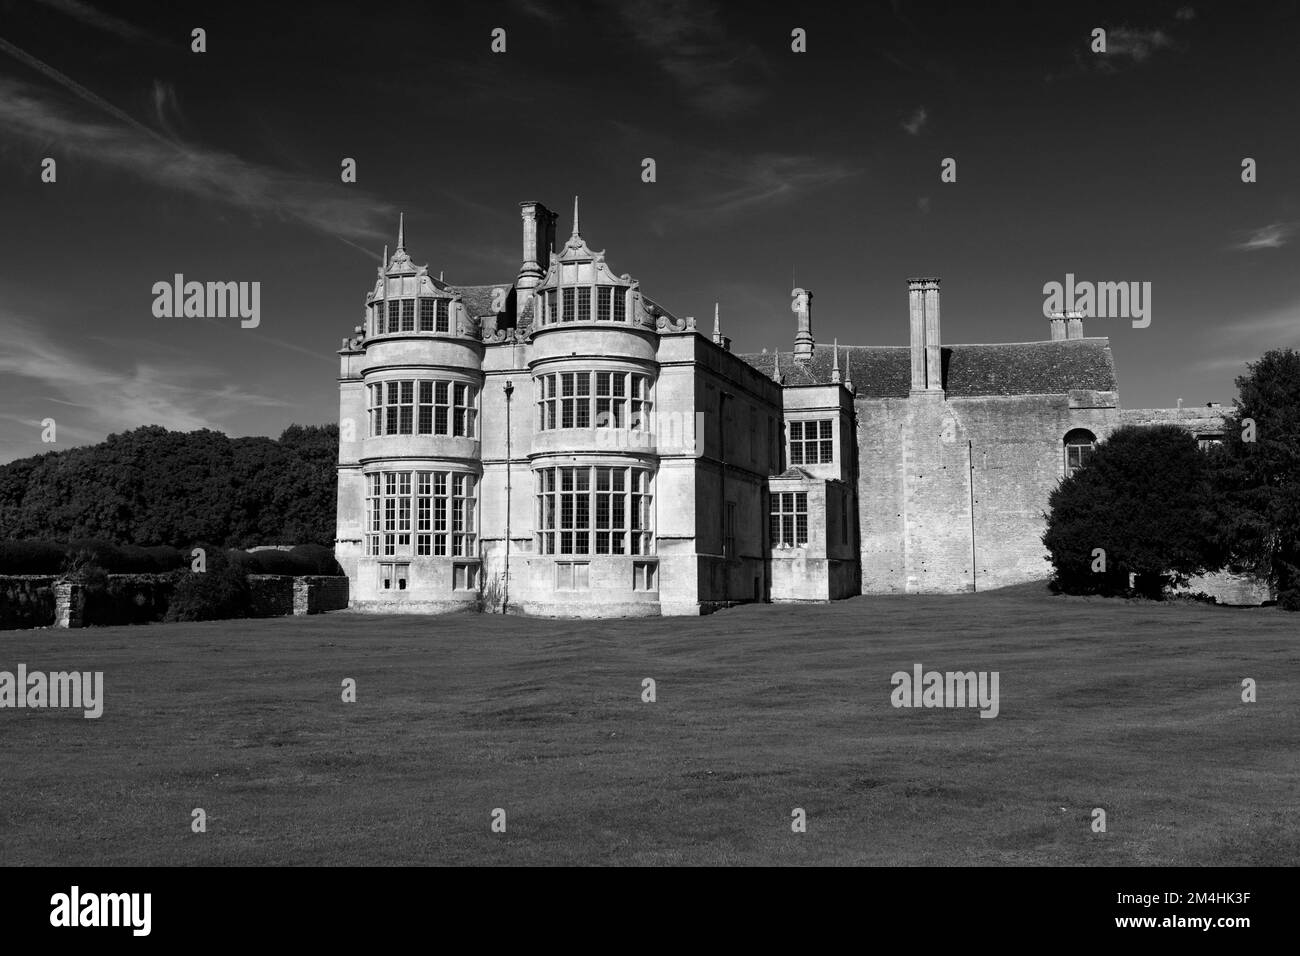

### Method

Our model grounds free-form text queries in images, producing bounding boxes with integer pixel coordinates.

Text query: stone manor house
[335,201,1226,616]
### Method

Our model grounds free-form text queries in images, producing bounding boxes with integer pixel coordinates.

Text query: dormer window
[371,297,453,336]
[540,284,628,325]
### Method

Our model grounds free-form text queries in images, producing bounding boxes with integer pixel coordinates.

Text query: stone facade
[335,202,1255,615]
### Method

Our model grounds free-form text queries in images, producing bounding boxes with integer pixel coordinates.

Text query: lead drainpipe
[503,379,513,613]
[968,438,977,593]
[720,390,734,604]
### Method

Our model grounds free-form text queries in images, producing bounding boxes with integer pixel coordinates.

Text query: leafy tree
[1212,349,1300,608]
[0,424,338,550]
[1043,424,1221,597]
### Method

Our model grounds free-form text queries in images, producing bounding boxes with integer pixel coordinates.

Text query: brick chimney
[908,277,942,391]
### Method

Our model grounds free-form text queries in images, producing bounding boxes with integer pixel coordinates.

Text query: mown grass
[1,583,1296,866]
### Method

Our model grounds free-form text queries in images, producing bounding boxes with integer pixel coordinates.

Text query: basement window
[380,563,409,591]
[633,561,658,591]
[555,562,590,591]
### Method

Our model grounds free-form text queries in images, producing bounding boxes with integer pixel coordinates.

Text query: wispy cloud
[609,0,770,116]
[1105,26,1176,64]
[650,150,859,228]
[0,59,394,250]
[0,310,292,460]
[1230,222,1295,252]
[511,0,559,23]
[901,106,928,136]
[1050,15,1190,80]
[151,79,184,137]
[33,0,161,44]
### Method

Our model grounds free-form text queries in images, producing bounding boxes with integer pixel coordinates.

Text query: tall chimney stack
[923,278,942,390]
[793,288,814,361]
[1048,312,1067,341]
[1066,310,1084,340]
[517,201,557,298]
[908,278,926,390]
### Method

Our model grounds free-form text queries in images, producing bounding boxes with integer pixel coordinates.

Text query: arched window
[1063,428,1097,477]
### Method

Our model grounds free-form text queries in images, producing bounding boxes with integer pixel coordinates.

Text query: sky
[1,0,1298,462]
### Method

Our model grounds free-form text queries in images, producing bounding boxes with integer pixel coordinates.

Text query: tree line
[0,424,338,550]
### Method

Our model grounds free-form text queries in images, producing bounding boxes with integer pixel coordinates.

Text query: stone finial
[844,351,855,392]
[831,338,841,384]
[396,212,405,252]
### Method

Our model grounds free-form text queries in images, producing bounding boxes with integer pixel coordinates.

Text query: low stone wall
[1,575,57,630]
[248,575,350,617]
[246,574,295,617]
[295,575,350,614]
[0,573,351,629]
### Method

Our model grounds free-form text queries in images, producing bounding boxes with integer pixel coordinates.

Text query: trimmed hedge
[0,539,186,574]
[230,545,341,576]
[0,539,343,575]
[0,540,66,574]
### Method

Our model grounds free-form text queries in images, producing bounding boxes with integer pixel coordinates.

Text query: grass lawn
[0,582,1296,866]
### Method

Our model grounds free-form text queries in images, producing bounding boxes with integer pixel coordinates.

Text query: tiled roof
[448,283,510,319]
[737,340,1117,398]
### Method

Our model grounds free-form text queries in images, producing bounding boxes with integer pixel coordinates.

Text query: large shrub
[1043,424,1221,597]
[164,547,250,622]
[239,548,303,575]
[288,544,341,575]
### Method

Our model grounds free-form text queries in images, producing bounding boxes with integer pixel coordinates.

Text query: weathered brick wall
[1,575,56,630]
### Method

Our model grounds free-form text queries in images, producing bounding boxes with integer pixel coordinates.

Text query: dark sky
[2,0,1298,462]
